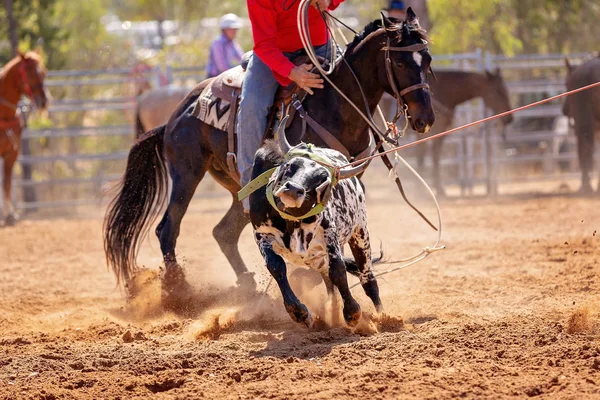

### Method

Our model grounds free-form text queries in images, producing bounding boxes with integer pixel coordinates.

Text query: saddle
[192,53,326,181]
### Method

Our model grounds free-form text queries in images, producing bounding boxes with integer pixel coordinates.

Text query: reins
[298,0,429,144]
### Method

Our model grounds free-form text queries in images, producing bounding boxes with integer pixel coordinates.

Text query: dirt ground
[0,181,599,399]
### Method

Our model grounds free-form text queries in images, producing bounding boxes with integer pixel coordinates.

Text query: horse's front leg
[2,153,19,226]
[257,234,313,328]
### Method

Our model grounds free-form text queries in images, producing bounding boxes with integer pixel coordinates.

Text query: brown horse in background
[412,69,513,196]
[135,86,189,136]
[563,57,600,193]
[0,51,49,226]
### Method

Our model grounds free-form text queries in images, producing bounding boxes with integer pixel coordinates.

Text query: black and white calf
[248,124,382,328]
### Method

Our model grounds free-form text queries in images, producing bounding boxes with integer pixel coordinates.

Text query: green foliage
[428,0,600,55]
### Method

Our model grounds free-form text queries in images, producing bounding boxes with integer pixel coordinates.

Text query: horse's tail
[135,105,146,139]
[103,125,169,286]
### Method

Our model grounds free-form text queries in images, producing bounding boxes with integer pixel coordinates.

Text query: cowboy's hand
[288,64,324,95]
[310,0,331,10]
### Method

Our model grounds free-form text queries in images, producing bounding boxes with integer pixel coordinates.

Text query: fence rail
[2,52,597,211]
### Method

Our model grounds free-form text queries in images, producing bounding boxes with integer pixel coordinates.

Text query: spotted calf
[248,136,382,328]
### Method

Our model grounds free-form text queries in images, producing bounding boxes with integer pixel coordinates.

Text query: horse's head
[17,51,49,110]
[481,68,513,125]
[377,8,435,133]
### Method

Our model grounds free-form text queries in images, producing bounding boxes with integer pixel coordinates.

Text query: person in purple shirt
[206,13,244,78]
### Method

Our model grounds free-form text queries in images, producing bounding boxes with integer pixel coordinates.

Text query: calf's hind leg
[348,226,383,313]
[327,240,361,326]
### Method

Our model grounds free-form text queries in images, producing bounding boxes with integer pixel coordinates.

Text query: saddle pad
[191,85,235,133]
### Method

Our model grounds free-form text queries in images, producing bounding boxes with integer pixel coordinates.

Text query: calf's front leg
[257,234,313,328]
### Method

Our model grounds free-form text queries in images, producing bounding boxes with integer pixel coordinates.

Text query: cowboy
[386,0,407,20]
[238,0,345,211]
[206,13,245,78]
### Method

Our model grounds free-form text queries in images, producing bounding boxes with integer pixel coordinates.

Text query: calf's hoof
[286,303,314,328]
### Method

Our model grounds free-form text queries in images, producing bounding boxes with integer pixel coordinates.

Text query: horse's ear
[380,11,393,28]
[17,50,26,59]
[406,7,418,24]
[564,57,573,72]
[485,70,493,80]
[495,67,501,76]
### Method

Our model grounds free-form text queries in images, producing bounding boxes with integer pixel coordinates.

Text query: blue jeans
[236,43,332,208]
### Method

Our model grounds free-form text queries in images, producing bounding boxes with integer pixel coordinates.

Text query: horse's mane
[345,18,429,56]
[0,51,44,78]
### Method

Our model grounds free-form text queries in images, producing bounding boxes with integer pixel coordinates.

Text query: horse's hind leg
[157,125,207,308]
[2,153,19,226]
[212,197,255,289]
[576,130,594,193]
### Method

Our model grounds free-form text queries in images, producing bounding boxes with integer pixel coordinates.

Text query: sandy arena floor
[0,181,599,399]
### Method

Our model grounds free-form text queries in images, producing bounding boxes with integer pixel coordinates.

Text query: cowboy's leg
[236,54,280,210]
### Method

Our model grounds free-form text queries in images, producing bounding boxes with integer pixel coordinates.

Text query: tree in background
[428,0,600,56]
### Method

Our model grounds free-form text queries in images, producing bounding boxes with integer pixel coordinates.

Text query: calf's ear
[316,178,332,204]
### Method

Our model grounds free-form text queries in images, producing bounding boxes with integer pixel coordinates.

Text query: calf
[247,121,382,328]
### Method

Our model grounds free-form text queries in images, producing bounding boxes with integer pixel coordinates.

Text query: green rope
[237,144,339,221]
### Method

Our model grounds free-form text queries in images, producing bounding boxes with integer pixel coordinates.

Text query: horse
[135,86,189,136]
[563,57,600,193]
[0,51,49,226]
[104,11,435,304]
[410,69,513,196]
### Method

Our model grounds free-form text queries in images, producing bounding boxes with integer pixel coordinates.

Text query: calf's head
[271,155,333,218]
[270,116,371,219]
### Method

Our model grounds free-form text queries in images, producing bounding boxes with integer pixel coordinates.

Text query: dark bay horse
[413,69,513,196]
[563,57,600,193]
[0,51,48,226]
[104,12,435,300]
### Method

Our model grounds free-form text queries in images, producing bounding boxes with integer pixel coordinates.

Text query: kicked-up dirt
[0,187,599,399]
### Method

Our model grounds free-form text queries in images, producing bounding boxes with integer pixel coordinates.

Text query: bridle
[383,36,430,129]
[0,58,41,112]
[18,60,38,101]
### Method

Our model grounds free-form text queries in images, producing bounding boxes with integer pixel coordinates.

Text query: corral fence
[1,51,597,212]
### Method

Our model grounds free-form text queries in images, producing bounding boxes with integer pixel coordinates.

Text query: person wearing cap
[386,0,407,20]
[206,13,245,78]
[237,0,345,211]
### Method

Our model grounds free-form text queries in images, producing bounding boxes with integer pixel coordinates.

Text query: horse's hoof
[5,213,19,227]
[286,303,313,328]
[579,182,594,194]
[343,302,362,327]
[236,272,257,292]
[160,265,194,314]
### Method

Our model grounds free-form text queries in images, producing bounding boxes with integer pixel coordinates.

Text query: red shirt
[248,0,345,85]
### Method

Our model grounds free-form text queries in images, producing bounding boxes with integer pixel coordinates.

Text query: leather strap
[382,43,429,52]
[0,96,18,111]
[226,89,242,181]
[292,99,352,160]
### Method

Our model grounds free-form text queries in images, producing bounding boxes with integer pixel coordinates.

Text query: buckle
[292,99,303,111]
[227,152,237,163]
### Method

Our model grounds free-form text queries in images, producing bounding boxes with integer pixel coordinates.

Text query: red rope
[343,80,600,168]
